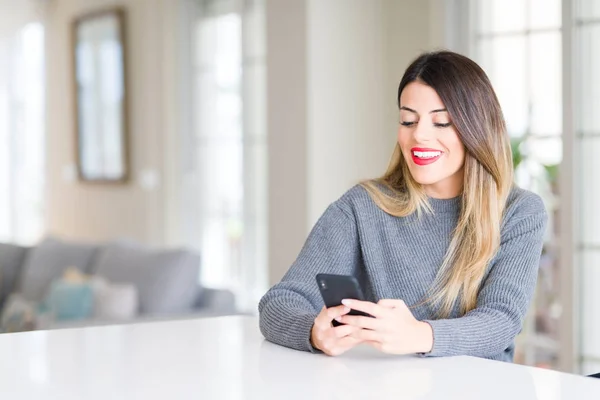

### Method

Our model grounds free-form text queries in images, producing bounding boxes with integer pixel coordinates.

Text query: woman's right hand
[310,305,364,356]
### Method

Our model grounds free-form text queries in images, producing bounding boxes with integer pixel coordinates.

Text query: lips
[411,147,443,166]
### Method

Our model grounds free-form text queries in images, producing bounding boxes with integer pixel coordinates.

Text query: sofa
[0,236,237,332]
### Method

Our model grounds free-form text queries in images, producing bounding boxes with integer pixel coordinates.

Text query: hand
[311,305,364,356]
[335,299,433,355]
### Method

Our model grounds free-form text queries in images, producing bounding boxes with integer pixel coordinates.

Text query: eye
[434,122,452,128]
[400,121,416,127]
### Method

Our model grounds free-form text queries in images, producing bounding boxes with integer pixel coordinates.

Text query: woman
[258,50,547,362]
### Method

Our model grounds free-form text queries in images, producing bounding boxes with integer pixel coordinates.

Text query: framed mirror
[72,8,129,183]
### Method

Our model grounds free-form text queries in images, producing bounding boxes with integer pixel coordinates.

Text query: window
[0,23,45,245]
[183,0,267,311]
[470,0,563,369]
[573,0,600,376]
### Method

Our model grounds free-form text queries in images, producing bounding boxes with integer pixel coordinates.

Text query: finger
[328,336,363,356]
[336,315,380,330]
[377,299,406,309]
[316,305,351,329]
[331,324,361,338]
[341,299,386,318]
[315,306,331,327]
[351,329,383,343]
[326,305,351,320]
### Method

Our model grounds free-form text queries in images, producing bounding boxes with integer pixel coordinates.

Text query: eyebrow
[400,106,448,114]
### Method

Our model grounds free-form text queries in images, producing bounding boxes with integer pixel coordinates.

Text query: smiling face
[397,80,466,199]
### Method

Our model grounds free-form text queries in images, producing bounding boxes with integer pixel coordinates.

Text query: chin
[413,178,440,186]
[408,172,441,186]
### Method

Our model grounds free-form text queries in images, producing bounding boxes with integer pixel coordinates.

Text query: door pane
[478,36,529,137]
[578,137,600,246]
[530,0,561,29]
[529,32,562,137]
[479,0,527,33]
[576,24,600,133]
[580,250,600,359]
[576,0,600,21]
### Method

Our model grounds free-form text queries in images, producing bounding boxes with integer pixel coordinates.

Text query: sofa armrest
[195,287,236,314]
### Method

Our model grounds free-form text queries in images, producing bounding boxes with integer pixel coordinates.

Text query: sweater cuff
[421,319,455,357]
[298,312,322,353]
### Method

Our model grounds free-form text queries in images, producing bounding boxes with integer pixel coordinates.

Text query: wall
[266,0,439,284]
[307,0,438,228]
[306,0,389,228]
[0,0,45,37]
[266,0,309,285]
[44,0,178,245]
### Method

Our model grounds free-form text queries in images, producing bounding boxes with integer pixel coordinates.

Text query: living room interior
[0,0,597,377]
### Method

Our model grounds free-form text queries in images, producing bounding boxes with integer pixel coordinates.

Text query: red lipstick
[411,147,443,166]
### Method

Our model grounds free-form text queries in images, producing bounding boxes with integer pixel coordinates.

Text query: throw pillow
[46,279,95,321]
[0,293,37,333]
[91,276,138,320]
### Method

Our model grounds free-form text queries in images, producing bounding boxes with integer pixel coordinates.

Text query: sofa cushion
[90,241,201,315]
[0,293,37,333]
[18,237,99,302]
[91,277,138,320]
[46,279,95,321]
[0,243,28,307]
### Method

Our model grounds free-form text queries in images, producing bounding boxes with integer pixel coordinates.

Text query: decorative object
[45,267,95,321]
[0,294,37,333]
[72,8,129,183]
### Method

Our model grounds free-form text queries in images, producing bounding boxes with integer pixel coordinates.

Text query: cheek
[443,132,465,164]
[397,128,409,147]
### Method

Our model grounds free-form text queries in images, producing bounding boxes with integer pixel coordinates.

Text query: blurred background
[0,0,596,375]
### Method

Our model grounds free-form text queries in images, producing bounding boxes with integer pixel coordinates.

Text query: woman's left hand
[335,299,434,355]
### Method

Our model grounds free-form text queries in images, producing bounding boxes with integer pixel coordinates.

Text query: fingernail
[342,299,351,306]
[343,306,350,313]
[334,316,342,322]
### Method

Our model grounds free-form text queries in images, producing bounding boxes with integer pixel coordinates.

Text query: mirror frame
[71,7,129,184]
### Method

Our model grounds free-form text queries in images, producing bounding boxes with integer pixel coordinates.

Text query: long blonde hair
[362,51,514,317]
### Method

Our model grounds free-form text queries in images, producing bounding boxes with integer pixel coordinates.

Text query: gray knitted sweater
[258,184,547,362]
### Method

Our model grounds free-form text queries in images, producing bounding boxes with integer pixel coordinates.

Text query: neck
[423,183,462,199]
[422,171,463,199]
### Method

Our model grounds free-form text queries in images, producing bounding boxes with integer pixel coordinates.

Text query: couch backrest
[17,237,99,303]
[89,241,202,315]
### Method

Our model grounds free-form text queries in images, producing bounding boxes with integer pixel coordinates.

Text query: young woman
[258,50,547,362]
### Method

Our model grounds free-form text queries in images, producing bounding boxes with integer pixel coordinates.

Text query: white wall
[306,0,389,228]
[306,0,438,227]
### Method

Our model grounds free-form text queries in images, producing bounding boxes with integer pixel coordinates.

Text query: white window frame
[177,0,268,312]
[0,22,45,245]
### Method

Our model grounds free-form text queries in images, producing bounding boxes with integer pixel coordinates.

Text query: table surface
[1,315,599,399]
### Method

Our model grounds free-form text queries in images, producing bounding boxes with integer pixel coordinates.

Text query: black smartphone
[316,273,371,327]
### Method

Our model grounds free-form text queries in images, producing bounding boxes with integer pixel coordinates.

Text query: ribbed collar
[427,195,461,214]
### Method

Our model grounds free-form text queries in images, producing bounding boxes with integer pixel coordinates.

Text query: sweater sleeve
[423,196,548,358]
[258,202,361,352]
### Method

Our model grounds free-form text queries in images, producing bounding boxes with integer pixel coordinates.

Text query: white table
[1,316,599,399]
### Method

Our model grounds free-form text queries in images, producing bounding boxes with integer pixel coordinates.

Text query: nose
[413,121,433,143]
